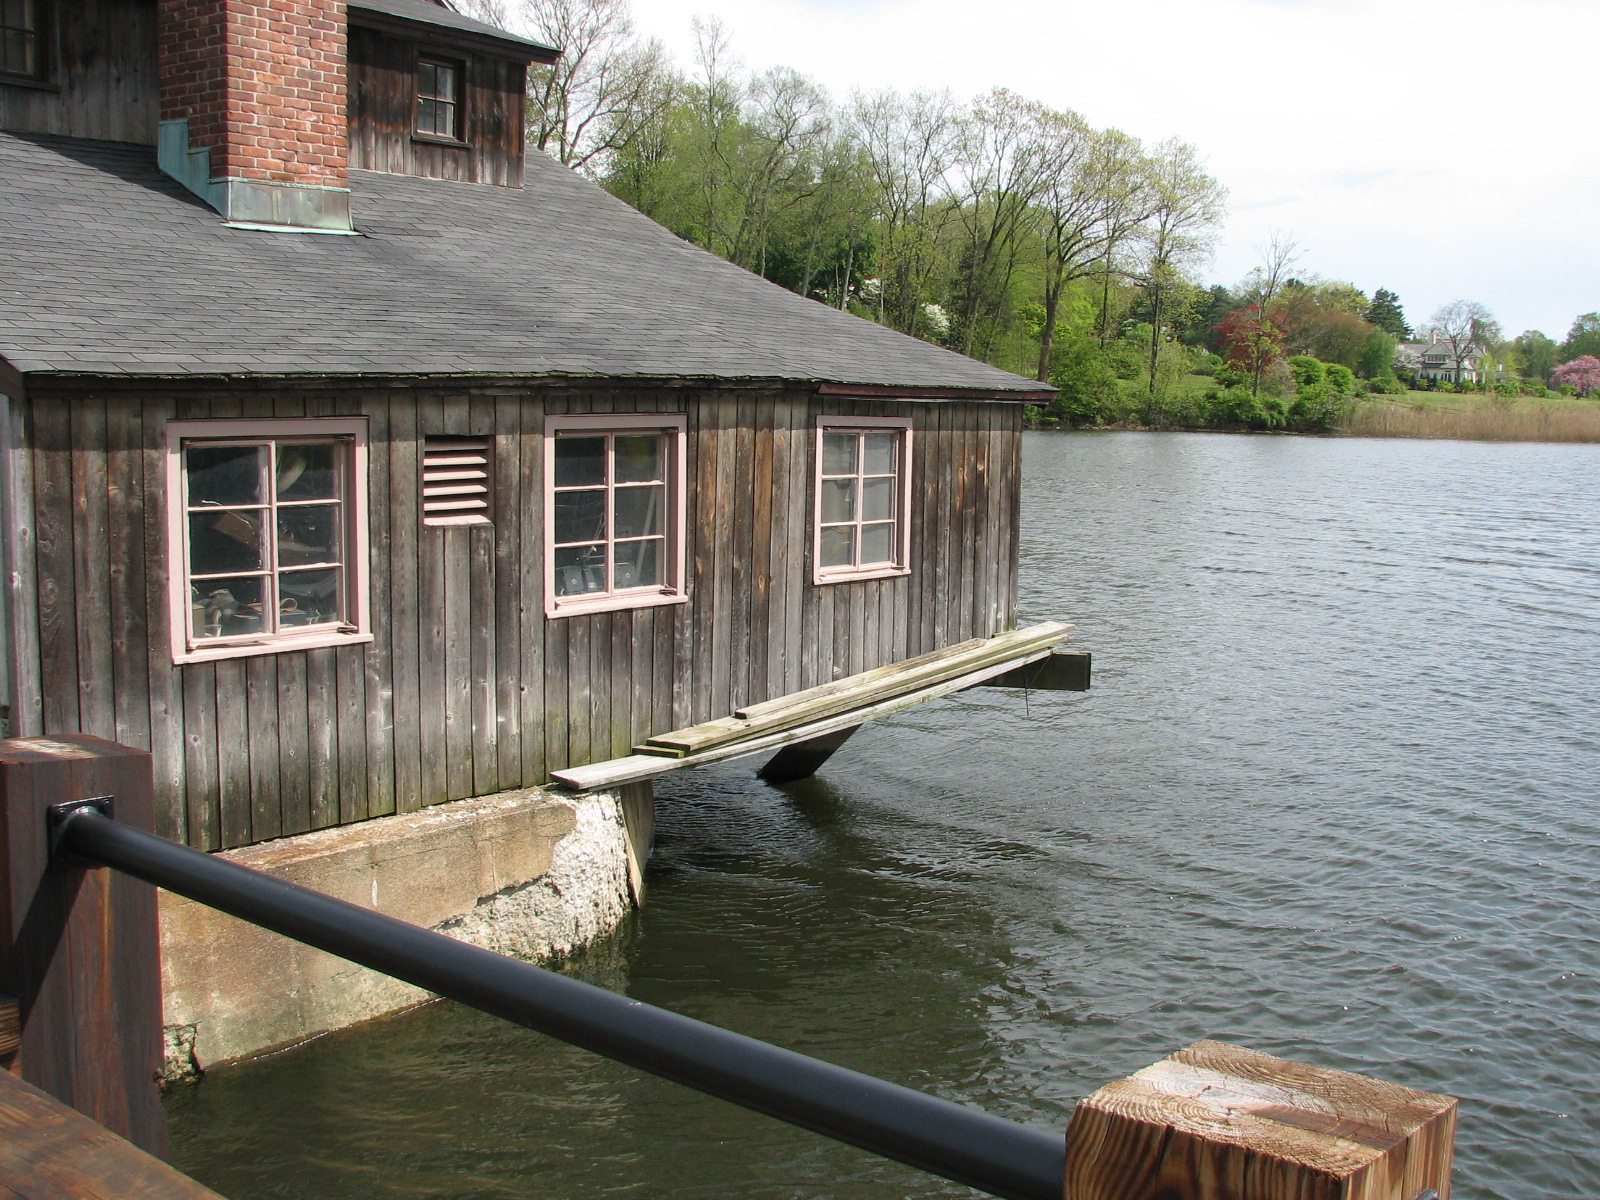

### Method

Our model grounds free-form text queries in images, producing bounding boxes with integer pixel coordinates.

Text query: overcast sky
[625,0,1597,341]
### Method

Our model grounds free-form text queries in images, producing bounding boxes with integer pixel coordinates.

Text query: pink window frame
[544,413,689,618]
[813,414,914,585]
[165,418,373,664]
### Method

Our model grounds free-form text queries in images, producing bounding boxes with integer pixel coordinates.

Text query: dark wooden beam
[0,736,166,1156]
[756,726,859,784]
[815,382,1055,403]
[981,649,1090,692]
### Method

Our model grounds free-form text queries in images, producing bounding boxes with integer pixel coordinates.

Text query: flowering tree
[1218,304,1288,386]
[1552,355,1600,395]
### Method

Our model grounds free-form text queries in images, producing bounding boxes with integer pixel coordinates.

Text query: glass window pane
[614,539,662,590]
[187,445,264,507]
[277,443,338,501]
[277,504,341,568]
[862,476,895,522]
[821,432,857,476]
[614,435,663,483]
[190,576,266,640]
[278,567,343,626]
[614,484,664,539]
[554,489,606,544]
[554,544,607,596]
[554,437,606,487]
[418,61,437,96]
[435,65,456,102]
[190,510,263,575]
[860,522,895,565]
[820,478,856,524]
[820,525,854,568]
[863,432,897,475]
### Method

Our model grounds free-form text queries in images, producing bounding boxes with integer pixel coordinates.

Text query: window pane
[614,484,664,538]
[554,489,606,544]
[554,544,607,596]
[187,445,264,507]
[278,505,341,567]
[554,437,606,487]
[191,577,266,640]
[614,434,663,483]
[417,98,441,135]
[863,432,897,475]
[614,539,662,590]
[862,476,895,522]
[821,432,857,476]
[434,64,456,101]
[190,510,263,574]
[860,522,895,565]
[277,443,338,501]
[278,567,343,626]
[418,61,437,95]
[820,478,856,523]
[820,525,854,568]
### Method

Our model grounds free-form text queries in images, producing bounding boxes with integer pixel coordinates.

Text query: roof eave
[347,4,560,63]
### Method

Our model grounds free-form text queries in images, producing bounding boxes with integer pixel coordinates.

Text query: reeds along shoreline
[1342,400,1600,443]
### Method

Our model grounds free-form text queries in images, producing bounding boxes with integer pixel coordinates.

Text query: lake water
[168,431,1600,1200]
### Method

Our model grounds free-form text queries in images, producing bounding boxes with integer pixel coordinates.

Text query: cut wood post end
[1064,1040,1457,1200]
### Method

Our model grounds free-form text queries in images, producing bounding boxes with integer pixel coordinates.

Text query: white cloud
[626,0,1598,338]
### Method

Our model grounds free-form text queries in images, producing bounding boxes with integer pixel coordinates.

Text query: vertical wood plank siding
[23,387,1021,849]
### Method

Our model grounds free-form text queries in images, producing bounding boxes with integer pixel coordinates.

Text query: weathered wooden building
[0,0,1056,858]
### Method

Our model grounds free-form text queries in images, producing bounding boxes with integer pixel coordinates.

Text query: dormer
[347,0,557,189]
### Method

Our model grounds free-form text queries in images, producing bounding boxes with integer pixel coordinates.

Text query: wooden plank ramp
[550,622,1074,792]
[0,1070,224,1199]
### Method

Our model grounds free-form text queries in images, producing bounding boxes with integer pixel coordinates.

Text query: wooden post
[0,735,166,1156]
[756,725,859,784]
[1065,1040,1456,1200]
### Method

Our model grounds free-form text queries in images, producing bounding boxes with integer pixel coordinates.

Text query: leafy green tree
[1323,363,1355,393]
[1511,330,1559,382]
[1365,288,1412,340]
[1561,313,1600,361]
[1046,331,1119,425]
[1288,355,1324,388]
[1358,329,1397,379]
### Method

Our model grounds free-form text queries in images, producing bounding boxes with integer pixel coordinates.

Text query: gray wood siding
[17,385,1020,849]
[0,0,159,144]
[347,23,526,188]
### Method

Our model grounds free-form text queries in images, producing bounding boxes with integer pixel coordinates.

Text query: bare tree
[1137,138,1226,396]
[848,88,960,335]
[468,0,676,173]
[1033,119,1155,382]
[1239,230,1300,395]
[1430,300,1502,382]
[949,88,1052,357]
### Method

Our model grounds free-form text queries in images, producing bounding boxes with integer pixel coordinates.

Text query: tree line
[465,0,1599,418]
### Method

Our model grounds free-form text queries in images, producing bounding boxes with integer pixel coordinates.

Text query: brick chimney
[156,0,353,232]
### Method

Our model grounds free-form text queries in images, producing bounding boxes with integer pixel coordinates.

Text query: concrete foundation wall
[160,785,644,1076]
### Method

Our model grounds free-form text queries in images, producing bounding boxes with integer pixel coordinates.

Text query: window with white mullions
[182,438,350,644]
[814,416,912,583]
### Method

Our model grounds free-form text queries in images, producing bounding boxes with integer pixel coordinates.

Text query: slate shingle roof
[0,132,1047,395]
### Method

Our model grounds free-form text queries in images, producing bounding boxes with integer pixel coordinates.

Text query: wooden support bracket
[1065,1040,1457,1200]
[756,726,860,785]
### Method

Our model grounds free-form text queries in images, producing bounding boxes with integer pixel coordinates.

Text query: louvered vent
[422,436,493,526]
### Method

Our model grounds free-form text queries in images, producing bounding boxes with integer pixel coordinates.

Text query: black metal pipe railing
[57,807,1066,1200]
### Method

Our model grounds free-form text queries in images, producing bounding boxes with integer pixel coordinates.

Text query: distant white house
[1396,329,1482,383]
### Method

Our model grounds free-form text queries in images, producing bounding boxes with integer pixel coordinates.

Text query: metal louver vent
[422,436,492,526]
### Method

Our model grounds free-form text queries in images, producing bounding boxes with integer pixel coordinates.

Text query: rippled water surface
[170,432,1600,1199]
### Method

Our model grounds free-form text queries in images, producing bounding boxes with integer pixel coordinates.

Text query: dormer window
[415,56,462,140]
[0,0,46,81]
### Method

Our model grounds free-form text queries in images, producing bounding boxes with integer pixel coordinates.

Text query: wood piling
[0,735,165,1155]
[1064,1040,1456,1200]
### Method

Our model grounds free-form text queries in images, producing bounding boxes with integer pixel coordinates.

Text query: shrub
[1047,335,1121,426]
[1259,396,1290,429]
[1288,356,1325,388]
[1205,386,1262,428]
[1493,382,1519,397]
[1323,363,1356,394]
[1289,384,1351,432]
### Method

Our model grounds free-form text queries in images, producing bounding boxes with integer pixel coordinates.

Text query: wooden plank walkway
[550,622,1074,792]
[0,1070,224,1199]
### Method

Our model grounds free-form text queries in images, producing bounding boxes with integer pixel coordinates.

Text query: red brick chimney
[156,0,353,232]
